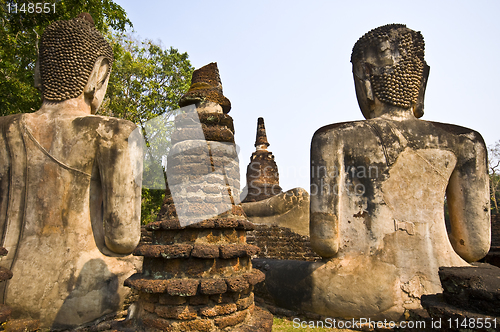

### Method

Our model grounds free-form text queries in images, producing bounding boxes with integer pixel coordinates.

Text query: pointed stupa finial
[255,117,269,149]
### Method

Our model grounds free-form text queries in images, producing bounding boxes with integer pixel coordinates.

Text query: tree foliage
[102,33,193,124]
[489,141,500,215]
[99,33,194,191]
[1,2,195,224]
[0,0,131,115]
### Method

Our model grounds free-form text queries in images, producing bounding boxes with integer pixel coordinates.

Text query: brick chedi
[125,63,272,331]
[242,117,282,203]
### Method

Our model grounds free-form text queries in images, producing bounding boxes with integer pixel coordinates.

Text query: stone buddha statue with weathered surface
[257,24,490,321]
[0,14,142,329]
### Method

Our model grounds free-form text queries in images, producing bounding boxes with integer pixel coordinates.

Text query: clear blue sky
[115,0,500,192]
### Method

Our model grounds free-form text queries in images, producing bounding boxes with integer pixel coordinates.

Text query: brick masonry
[246,224,321,262]
[145,214,499,264]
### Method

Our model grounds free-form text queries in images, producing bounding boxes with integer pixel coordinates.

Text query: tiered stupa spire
[242,117,282,203]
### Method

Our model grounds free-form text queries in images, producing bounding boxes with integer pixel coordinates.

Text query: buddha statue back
[257,24,491,321]
[0,14,143,329]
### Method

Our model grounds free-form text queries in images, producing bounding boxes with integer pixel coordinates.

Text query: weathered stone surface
[0,304,12,323]
[0,266,13,282]
[421,294,500,332]
[142,301,156,313]
[166,279,199,297]
[233,305,273,332]
[0,14,142,329]
[159,294,187,305]
[199,303,237,317]
[212,218,240,228]
[178,63,231,113]
[214,308,249,329]
[244,269,266,286]
[220,244,260,259]
[140,226,153,244]
[141,312,173,331]
[225,276,250,292]
[260,24,491,321]
[236,293,255,310]
[172,318,214,332]
[139,292,159,303]
[147,218,254,231]
[189,294,210,305]
[247,224,321,261]
[439,264,500,316]
[175,112,234,132]
[155,304,198,320]
[242,187,310,237]
[200,278,228,295]
[210,293,235,304]
[125,275,170,294]
[133,244,193,259]
[191,244,220,258]
[200,125,234,143]
[419,264,500,331]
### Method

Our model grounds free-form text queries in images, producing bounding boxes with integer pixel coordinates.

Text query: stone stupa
[242,117,282,203]
[241,118,310,237]
[125,63,273,332]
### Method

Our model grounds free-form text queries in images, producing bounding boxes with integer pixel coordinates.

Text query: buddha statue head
[351,24,429,119]
[36,13,114,113]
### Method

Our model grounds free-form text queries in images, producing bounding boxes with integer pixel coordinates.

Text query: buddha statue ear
[353,61,376,119]
[364,78,374,102]
[84,57,111,114]
[84,57,110,101]
[360,62,375,102]
[414,63,430,118]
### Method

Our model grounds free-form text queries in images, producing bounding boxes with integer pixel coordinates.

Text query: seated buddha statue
[0,14,143,329]
[258,24,490,321]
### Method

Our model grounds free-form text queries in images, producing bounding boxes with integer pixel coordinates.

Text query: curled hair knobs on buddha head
[38,13,114,101]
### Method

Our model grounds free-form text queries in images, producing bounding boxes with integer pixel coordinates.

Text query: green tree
[0,0,131,115]
[1,1,194,224]
[99,33,194,223]
[100,32,193,188]
[103,33,193,124]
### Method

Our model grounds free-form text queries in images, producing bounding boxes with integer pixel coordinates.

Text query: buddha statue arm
[446,136,490,262]
[310,130,342,258]
[97,122,143,255]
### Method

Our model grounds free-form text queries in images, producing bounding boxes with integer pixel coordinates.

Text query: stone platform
[421,263,500,332]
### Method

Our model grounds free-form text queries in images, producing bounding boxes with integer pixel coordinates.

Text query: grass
[272,317,357,331]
